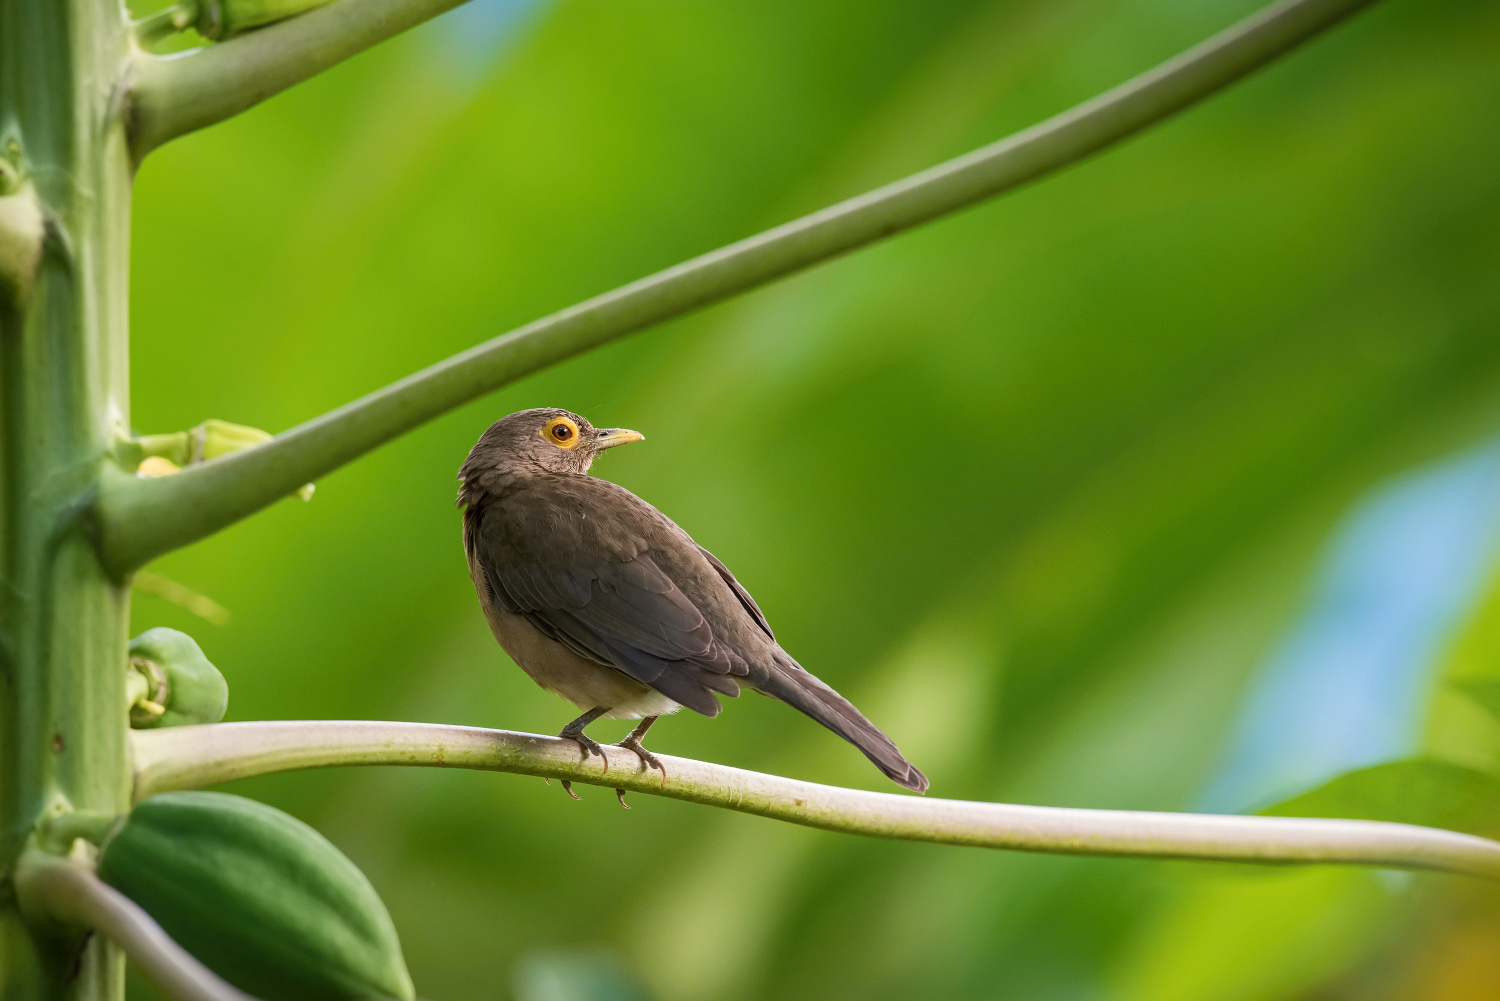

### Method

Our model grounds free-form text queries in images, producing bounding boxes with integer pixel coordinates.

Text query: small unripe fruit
[128,628,229,729]
[98,792,415,1001]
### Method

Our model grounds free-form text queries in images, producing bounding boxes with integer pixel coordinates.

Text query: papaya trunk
[1,0,135,997]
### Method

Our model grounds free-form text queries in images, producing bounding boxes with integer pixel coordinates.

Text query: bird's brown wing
[696,545,774,641]
[468,478,751,716]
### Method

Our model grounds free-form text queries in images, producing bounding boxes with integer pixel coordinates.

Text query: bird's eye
[543,417,580,448]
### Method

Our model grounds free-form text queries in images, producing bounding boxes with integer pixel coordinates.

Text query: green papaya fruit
[97,791,415,1001]
[127,628,228,728]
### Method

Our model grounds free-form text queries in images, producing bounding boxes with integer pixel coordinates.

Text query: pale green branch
[131,721,1500,879]
[15,853,257,1001]
[126,0,470,162]
[98,0,1380,574]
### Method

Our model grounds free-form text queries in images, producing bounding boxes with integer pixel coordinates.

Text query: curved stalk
[15,854,256,1001]
[131,721,1500,879]
[127,0,471,162]
[97,0,1381,576]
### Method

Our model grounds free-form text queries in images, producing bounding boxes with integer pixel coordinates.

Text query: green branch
[99,0,1380,574]
[126,0,471,162]
[131,721,1500,879]
[15,853,257,1001]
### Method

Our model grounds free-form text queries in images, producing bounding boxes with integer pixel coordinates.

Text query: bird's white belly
[486,604,681,720]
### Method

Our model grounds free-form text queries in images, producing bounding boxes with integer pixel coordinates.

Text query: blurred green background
[123,0,1500,997]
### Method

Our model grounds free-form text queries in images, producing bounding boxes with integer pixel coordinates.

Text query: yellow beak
[595,427,644,449]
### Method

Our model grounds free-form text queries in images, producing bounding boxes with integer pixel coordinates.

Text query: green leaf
[1453,678,1500,726]
[1259,760,1500,838]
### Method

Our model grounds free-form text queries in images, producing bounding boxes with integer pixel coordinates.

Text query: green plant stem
[130,721,1500,879]
[15,854,256,1001]
[2,0,137,994]
[132,3,196,47]
[126,0,472,162]
[97,0,1380,575]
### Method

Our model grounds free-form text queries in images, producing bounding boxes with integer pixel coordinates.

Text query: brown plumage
[458,407,929,794]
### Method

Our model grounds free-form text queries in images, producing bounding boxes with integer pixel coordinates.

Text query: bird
[458,407,929,803]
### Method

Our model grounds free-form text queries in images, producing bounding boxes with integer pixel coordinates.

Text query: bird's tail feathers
[759,650,929,793]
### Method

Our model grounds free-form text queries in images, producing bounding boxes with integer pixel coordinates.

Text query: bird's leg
[611,717,666,808]
[558,706,611,765]
[616,716,667,786]
[556,707,611,800]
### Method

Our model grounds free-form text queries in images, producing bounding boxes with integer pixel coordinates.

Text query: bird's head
[460,408,643,493]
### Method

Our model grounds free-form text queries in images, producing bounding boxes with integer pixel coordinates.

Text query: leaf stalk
[15,854,257,1001]
[126,0,471,161]
[97,0,1382,574]
[131,721,1500,879]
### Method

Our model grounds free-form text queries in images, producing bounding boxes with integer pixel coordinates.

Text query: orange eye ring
[542,416,580,449]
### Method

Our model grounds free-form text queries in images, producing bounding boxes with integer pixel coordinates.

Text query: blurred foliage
[1262,761,1500,837]
[1111,867,1389,1001]
[122,0,1500,998]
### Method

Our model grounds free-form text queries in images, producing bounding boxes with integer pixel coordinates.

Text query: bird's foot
[551,707,613,801]
[616,736,667,787]
[559,731,609,774]
[616,717,666,788]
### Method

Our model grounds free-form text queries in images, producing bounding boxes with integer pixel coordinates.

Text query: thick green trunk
[1,0,134,997]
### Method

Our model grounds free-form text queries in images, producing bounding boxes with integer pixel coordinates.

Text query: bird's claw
[560,732,609,774]
[561,779,581,800]
[615,788,630,809]
[617,737,667,788]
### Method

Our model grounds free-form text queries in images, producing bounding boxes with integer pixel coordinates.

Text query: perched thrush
[459,408,929,796]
